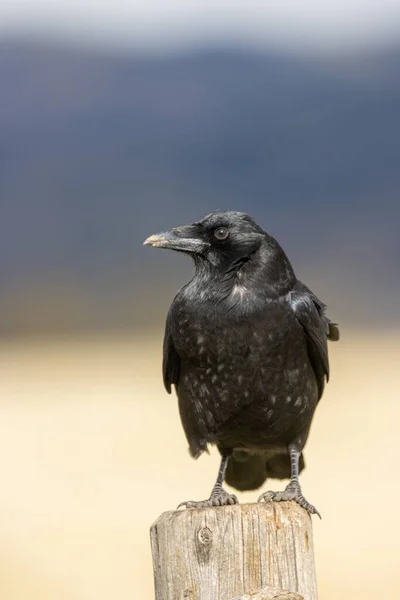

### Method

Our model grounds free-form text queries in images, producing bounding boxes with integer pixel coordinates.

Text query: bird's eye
[214,227,229,240]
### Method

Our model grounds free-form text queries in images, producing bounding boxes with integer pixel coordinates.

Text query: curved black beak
[143,224,208,254]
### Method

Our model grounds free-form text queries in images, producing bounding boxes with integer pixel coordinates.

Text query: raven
[144,211,339,515]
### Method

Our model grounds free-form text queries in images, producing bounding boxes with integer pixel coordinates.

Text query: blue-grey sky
[1,0,400,53]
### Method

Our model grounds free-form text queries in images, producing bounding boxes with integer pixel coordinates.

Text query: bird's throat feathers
[192,238,296,305]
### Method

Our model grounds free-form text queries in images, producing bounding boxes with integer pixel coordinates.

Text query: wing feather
[162,313,180,393]
[290,281,339,399]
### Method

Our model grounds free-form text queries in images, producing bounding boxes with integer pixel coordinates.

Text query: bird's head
[144,211,295,293]
[144,211,264,263]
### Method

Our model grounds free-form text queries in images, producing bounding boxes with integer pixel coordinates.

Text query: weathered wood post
[150,501,317,600]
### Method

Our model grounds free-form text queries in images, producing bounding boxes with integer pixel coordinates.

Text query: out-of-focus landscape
[1,334,400,600]
[1,1,400,598]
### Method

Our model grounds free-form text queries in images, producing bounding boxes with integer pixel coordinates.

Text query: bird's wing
[162,312,180,394]
[290,280,339,399]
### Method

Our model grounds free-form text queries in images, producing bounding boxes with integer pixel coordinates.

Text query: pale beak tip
[143,234,165,247]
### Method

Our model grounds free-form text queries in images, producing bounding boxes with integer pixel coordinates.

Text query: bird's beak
[143,225,208,254]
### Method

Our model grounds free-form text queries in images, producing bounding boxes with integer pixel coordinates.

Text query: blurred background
[1,1,399,598]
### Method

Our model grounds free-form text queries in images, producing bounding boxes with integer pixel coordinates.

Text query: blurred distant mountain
[0,40,399,334]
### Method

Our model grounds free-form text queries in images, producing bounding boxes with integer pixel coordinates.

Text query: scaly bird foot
[258,482,321,518]
[177,490,238,509]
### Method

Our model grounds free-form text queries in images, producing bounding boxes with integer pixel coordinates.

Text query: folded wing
[290,281,339,399]
[162,312,180,393]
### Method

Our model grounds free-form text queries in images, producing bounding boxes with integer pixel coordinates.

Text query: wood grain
[231,590,303,600]
[150,501,317,600]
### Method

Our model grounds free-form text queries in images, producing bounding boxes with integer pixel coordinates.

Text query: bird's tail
[225,451,305,491]
[225,453,267,491]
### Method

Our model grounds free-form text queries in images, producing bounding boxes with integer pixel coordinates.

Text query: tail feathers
[225,451,306,491]
[327,322,340,342]
[225,454,268,491]
[266,453,305,480]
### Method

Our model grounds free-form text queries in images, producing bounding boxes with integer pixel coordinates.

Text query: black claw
[177,500,192,509]
[258,486,320,517]
[296,494,321,518]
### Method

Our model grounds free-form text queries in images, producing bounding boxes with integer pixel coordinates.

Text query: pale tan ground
[0,331,399,600]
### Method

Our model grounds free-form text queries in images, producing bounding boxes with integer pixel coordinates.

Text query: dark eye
[214,227,229,240]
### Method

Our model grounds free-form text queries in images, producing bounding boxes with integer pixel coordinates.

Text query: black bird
[144,211,339,515]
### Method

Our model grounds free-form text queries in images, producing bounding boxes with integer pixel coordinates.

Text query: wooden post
[150,501,317,600]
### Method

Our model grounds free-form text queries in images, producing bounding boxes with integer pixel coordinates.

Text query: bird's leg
[258,445,321,517]
[208,454,239,505]
[178,454,238,509]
